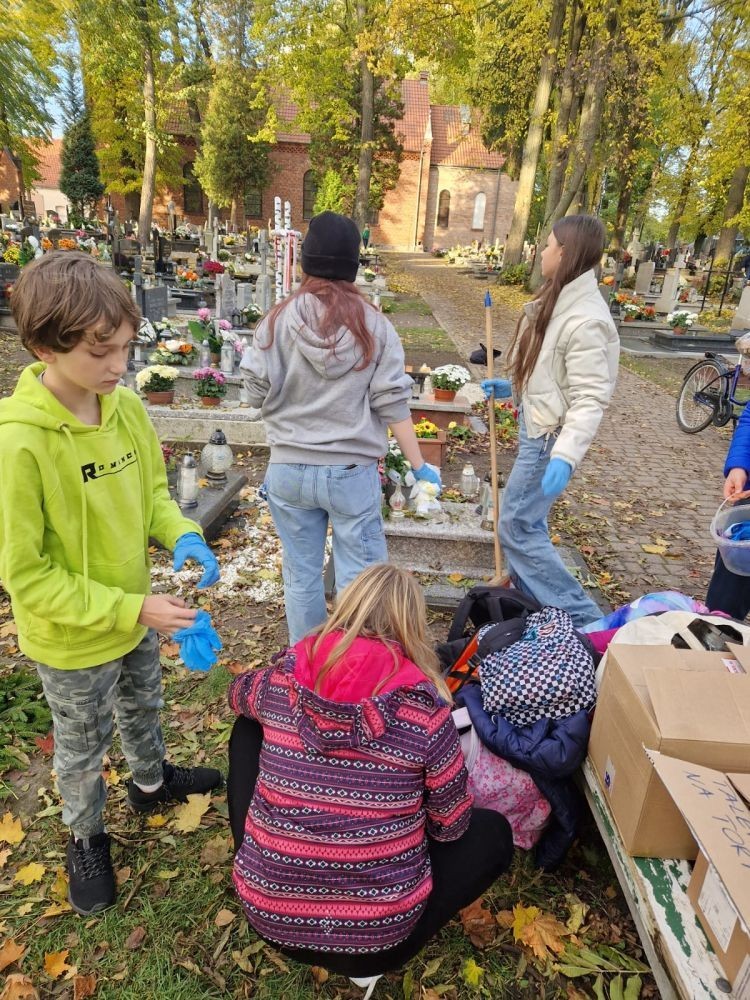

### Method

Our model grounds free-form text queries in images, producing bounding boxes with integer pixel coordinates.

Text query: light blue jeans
[498,413,601,628]
[265,462,388,644]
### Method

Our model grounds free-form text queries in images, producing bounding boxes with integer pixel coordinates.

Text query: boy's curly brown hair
[11,251,141,355]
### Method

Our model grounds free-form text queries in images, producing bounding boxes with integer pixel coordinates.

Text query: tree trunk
[192,0,212,59]
[715,163,750,263]
[502,0,568,267]
[230,194,240,229]
[665,156,696,252]
[543,2,585,218]
[138,41,157,248]
[529,9,617,288]
[353,0,374,231]
[611,176,633,254]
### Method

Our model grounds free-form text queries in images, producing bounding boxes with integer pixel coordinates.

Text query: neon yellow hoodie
[0,363,201,669]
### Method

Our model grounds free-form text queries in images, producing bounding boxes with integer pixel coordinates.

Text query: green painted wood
[582,760,732,1000]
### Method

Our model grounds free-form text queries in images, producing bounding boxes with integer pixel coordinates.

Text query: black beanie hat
[301,211,361,283]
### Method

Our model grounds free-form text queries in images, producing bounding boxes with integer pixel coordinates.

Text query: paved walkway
[389,253,728,604]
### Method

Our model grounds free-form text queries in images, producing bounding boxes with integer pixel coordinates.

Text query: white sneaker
[349,974,382,1000]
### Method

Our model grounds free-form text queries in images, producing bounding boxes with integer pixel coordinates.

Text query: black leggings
[227,715,514,977]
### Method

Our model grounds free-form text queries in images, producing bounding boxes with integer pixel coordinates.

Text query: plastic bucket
[710,499,750,576]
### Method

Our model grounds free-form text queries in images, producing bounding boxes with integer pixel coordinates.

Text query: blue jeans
[498,414,601,628]
[265,462,388,644]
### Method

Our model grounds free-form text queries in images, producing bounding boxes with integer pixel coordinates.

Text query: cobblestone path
[390,252,730,604]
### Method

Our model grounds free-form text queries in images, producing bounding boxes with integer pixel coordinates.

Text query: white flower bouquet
[430,364,471,391]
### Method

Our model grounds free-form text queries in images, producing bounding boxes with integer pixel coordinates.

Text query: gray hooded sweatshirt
[240,293,412,465]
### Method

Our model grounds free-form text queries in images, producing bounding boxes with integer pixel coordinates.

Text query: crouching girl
[226,564,513,990]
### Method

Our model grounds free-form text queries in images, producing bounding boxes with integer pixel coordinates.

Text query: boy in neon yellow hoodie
[0,252,223,916]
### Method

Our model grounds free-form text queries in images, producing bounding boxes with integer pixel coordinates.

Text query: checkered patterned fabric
[478,607,596,726]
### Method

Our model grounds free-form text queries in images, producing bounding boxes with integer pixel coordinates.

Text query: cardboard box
[651,753,750,998]
[588,643,750,858]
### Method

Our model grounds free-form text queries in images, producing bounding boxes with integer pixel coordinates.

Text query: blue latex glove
[414,462,442,494]
[481,378,512,400]
[173,532,220,589]
[541,458,572,498]
[173,610,223,672]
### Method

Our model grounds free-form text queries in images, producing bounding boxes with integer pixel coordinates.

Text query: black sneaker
[66,832,115,916]
[127,760,223,813]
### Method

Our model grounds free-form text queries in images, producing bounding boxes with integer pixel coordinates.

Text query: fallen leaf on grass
[40,902,71,918]
[200,834,230,866]
[0,849,11,869]
[215,908,235,928]
[33,733,53,756]
[50,867,68,899]
[145,814,168,828]
[461,957,484,987]
[447,573,465,584]
[156,869,180,880]
[310,966,328,985]
[459,897,496,949]
[0,623,17,638]
[14,863,45,886]
[161,642,180,658]
[511,903,568,962]
[172,792,211,833]
[73,973,97,1000]
[44,949,76,979]
[0,939,26,972]
[0,813,24,846]
[0,973,39,999]
[114,867,131,886]
[124,927,146,951]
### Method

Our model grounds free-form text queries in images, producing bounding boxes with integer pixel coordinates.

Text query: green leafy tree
[313,170,349,214]
[193,62,274,226]
[60,110,105,222]
[0,0,61,196]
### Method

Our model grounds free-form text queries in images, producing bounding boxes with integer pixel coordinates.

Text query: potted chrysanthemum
[429,364,471,402]
[135,365,179,405]
[666,310,697,335]
[193,368,227,406]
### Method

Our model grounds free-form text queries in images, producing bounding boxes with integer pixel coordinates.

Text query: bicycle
[676,352,748,433]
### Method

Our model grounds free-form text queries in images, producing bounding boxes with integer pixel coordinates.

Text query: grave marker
[654,269,681,314]
[635,261,655,296]
[139,284,169,324]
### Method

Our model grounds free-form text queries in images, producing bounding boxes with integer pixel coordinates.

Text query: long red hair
[262,274,376,369]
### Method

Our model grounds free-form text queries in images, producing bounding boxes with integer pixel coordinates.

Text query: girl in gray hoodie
[241,211,440,643]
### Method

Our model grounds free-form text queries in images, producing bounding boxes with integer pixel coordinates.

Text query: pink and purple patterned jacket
[229,633,472,954]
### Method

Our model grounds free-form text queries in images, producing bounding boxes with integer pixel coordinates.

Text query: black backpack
[438,586,542,694]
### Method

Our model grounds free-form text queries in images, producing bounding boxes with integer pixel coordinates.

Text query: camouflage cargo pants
[36,630,166,838]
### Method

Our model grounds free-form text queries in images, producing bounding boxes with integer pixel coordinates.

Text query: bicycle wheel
[676,359,725,433]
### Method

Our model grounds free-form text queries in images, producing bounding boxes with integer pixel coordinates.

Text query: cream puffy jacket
[516,269,619,471]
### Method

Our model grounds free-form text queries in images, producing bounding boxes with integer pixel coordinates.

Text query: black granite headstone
[139,285,169,324]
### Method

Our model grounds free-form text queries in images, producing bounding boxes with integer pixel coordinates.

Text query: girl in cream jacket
[483,215,619,627]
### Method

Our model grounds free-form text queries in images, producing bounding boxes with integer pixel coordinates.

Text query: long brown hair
[262,274,376,370]
[508,215,605,392]
[307,564,450,701]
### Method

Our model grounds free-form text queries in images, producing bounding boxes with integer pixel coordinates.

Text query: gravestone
[733,286,750,331]
[139,284,169,324]
[0,263,20,284]
[635,261,655,296]
[653,269,681,314]
[219,273,237,320]
[236,282,254,311]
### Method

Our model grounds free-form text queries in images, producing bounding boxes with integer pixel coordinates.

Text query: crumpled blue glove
[541,458,572,498]
[173,532,220,589]
[481,378,512,400]
[414,462,442,494]
[173,610,223,672]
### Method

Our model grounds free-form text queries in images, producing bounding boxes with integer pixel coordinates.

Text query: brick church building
[2,74,517,251]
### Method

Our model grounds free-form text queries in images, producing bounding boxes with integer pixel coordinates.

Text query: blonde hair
[309,564,450,700]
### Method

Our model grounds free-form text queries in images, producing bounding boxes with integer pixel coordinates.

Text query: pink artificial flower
[219,319,232,330]
[197,307,211,322]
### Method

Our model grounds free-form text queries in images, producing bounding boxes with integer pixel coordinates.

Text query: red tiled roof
[272,92,310,144]
[430,105,504,169]
[394,77,431,153]
[29,139,63,189]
